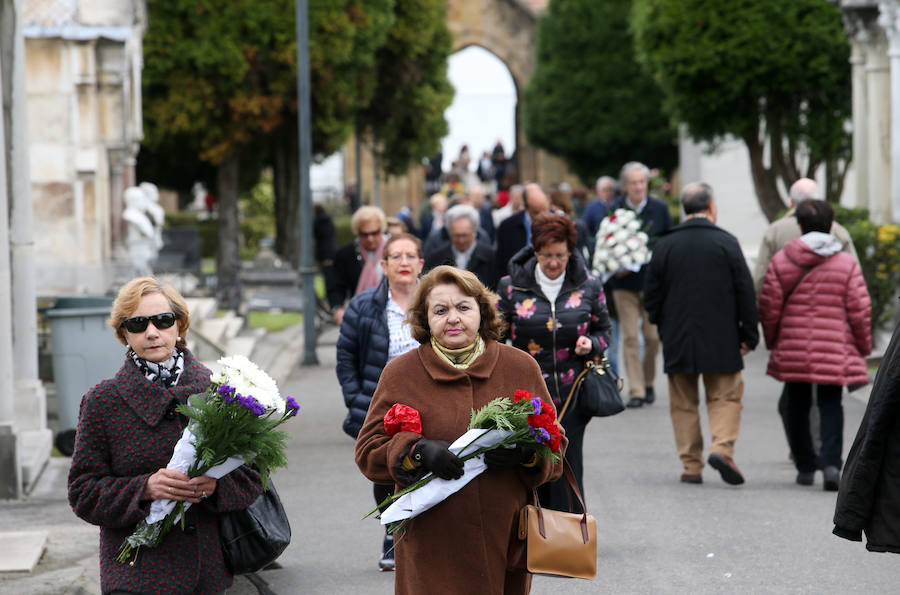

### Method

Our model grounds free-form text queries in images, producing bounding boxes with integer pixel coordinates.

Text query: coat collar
[417,337,501,382]
[115,349,211,427]
[507,245,588,295]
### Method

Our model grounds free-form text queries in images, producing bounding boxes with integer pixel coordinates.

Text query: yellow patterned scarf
[430,334,485,369]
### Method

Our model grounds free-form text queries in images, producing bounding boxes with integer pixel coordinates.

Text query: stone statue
[139,181,165,251]
[122,186,157,276]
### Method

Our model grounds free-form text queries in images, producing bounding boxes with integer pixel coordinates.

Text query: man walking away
[644,183,759,485]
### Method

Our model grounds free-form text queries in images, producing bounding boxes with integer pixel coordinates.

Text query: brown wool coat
[355,340,566,595]
[68,350,263,595]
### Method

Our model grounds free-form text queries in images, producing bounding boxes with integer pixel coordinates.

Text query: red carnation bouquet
[366,389,562,529]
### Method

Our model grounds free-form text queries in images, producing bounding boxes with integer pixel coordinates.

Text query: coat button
[184,524,196,534]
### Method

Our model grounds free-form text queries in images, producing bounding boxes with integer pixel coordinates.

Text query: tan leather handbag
[507,462,597,579]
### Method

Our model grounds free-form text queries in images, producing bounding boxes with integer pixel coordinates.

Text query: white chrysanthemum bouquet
[591,208,651,280]
[117,355,299,565]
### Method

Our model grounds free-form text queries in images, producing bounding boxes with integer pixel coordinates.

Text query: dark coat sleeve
[728,239,759,349]
[643,243,665,327]
[335,287,389,438]
[68,380,156,528]
[833,320,900,541]
[587,277,613,356]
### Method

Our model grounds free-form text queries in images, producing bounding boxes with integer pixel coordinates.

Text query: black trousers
[538,408,590,514]
[784,382,843,473]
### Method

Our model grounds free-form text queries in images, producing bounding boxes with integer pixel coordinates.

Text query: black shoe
[823,466,840,492]
[626,397,644,408]
[708,453,745,485]
[644,387,655,404]
[796,471,814,486]
[680,473,702,484]
[379,533,395,571]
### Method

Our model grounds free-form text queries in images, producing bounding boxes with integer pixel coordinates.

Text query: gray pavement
[1,325,897,594]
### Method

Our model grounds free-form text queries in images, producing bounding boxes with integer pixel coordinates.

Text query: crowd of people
[62,154,891,593]
[327,158,881,584]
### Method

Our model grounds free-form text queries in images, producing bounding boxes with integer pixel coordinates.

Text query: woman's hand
[574,336,593,356]
[413,439,464,480]
[144,468,217,503]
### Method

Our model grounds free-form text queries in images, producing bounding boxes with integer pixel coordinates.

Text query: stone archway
[346,0,575,218]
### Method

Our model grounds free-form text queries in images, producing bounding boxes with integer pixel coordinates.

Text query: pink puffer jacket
[759,234,872,386]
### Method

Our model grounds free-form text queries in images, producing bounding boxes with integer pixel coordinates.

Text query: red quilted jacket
[759,235,872,386]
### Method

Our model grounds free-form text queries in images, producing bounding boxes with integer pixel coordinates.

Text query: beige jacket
[752,211,857,296]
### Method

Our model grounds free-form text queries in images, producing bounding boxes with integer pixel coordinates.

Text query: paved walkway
[1,326,896,594]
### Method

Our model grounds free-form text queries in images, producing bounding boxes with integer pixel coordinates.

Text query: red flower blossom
[513,389,532,402]
[384,404,423,436]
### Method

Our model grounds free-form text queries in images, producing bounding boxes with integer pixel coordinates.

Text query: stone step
[185,297,217,321]
[0,530,47,573]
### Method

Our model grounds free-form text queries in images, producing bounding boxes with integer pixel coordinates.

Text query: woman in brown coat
[355,266,566,595]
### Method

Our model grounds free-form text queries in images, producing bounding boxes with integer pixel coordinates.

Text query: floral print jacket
[497,246,612,408]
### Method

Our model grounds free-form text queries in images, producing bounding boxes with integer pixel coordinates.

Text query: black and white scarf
[129,348,185,388]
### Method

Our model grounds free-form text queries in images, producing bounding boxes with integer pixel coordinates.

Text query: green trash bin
[44,296,125,455]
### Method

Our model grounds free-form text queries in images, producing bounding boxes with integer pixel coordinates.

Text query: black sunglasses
[121,312,177,333]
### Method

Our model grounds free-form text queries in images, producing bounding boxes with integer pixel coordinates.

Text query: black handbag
[219,481,292,574]
[559,357,625,419]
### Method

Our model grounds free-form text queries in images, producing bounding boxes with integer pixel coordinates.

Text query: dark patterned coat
[496,247,612,408]
[68,349,263,594]
[355,340,566,595]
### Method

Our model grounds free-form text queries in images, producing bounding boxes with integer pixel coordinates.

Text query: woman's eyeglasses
[536,252,570,263]
[121,312,177,333]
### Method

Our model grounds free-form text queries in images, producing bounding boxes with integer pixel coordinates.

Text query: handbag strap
[558,365,591,420]
[530,460,591,544]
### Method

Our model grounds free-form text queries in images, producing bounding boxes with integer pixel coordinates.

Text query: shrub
[834,206,900,333]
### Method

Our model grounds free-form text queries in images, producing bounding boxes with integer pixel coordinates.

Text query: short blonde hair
[407,266,507,344]
[108,277,191,346]
[351,206,387,236]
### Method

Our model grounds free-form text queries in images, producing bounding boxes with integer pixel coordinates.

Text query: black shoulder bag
[219,481,292,574]
[559,357,625,419]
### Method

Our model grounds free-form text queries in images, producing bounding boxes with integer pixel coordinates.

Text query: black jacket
[608,196,673,292]
[833,317,900,553]
[496,246,611,407]
[424,242,499,290]
[495,210,528,281]
[327,241,365,309]
[643,218,758,374]
[335,277,390,438]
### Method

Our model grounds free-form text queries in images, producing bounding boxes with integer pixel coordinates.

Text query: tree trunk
[273,125,301,267]
[744,133,787,222]
[216,152,242,311]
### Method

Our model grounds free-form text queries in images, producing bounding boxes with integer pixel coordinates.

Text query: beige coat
[356,339,566,595]
[752,212,857,296]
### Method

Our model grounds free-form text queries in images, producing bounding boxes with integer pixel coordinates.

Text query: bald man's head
[789,178,819,206]
[524,183,550,219]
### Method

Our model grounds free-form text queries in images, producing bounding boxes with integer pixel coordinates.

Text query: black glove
[484,445,536,470]
[412,439,464,480]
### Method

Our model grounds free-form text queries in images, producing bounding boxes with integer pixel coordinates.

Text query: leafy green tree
[632,0,851,220]
[142,0,395,291]
[271,0,394,264]
[357,0,454,177]
[523,0,678,185]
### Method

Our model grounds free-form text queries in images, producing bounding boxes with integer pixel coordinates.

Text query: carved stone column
[881,0,900,221]
[848,16,871,210]
[865,26,892,223]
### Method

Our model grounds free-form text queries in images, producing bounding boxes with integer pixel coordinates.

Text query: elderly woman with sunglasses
[68,277,263,595]
[497,213,611,513]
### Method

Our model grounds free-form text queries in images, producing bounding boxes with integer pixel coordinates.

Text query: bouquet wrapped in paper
[365,390,562,531]
[591,208,651,281]
[117,355,299,565]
